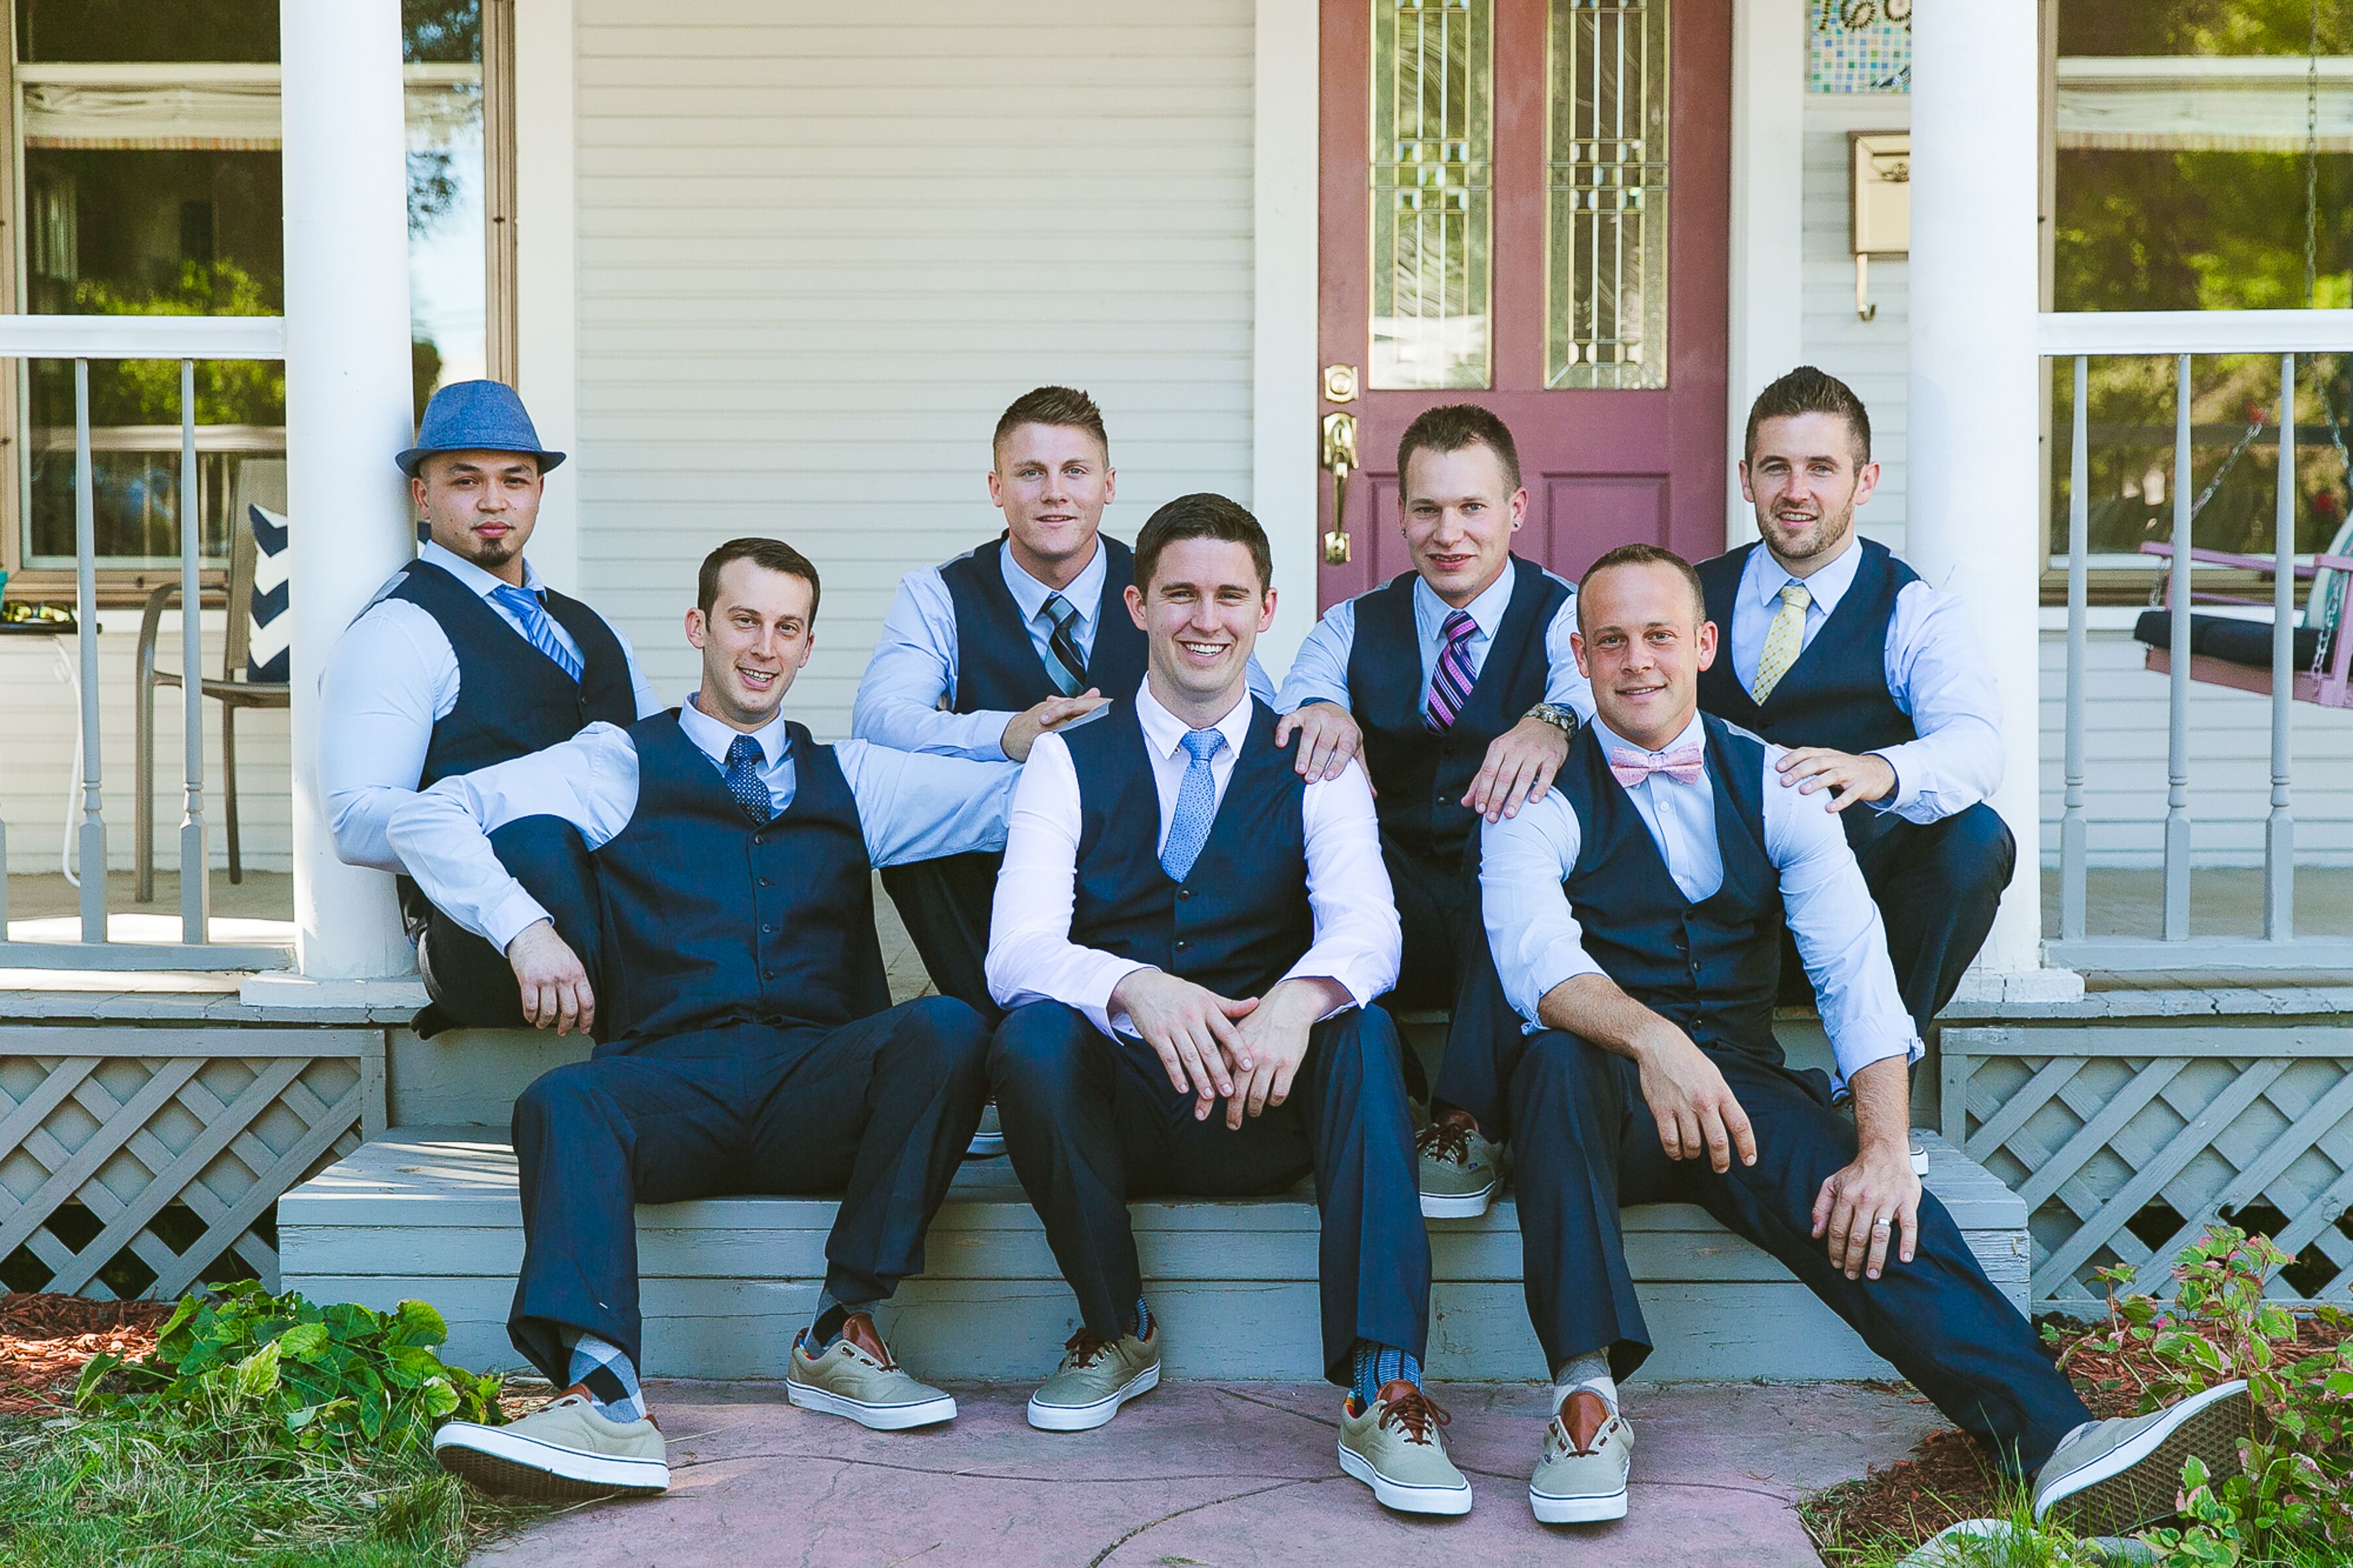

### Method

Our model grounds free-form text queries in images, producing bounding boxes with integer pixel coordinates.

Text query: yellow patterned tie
[1749,581,1812,704]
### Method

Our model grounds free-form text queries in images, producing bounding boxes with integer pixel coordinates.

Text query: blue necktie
[1041,593,1086,698]
[490,583,584,682]
[1160,727,1225,882]
[724,735,773,824]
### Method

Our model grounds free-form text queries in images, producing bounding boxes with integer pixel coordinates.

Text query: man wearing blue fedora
[322,380,661,1033]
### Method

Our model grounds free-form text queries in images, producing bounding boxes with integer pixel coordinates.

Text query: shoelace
[1061,1326,1115,1371]
[1416,1118,1476,1167]
[1382,1387,1453,1446]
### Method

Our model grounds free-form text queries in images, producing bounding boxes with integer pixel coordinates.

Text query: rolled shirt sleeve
[850,569,1022,759]
[837,739,1022,865]
[1869,580,2005,825]
[319,601,454,875]
[1478,791,1606,1029]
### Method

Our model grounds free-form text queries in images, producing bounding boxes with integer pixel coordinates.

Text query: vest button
[758,876,771,888]
[762,923,776,935]
[763,969,776,981]
[1173,939,1188,952]
[1176,888,1191,901]
[752,833,764,846]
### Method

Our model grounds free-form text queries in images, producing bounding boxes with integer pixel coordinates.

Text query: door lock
[1320,409,1358,566]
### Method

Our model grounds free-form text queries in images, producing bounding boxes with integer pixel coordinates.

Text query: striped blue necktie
[1160,728,1226,882]
[490,582,584,683]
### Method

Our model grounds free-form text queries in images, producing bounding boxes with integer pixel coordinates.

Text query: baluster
[179,359,210,944]
[2267,354,2296,941]
[2062,355,2090,941]
[75,359,106,944]
[2164,352,2192,942]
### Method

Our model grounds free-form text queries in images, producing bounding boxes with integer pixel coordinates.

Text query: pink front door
[1318,0,1731,607]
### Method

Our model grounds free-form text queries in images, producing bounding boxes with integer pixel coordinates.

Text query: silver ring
[1872,1218,1891,1231]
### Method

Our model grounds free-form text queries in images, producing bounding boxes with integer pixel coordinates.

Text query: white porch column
[1908,2,2044,976]
[1727,0,1808,545]
[280,0,418,980]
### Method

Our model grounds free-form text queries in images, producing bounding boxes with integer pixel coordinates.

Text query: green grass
[1807,1475,2349,1568]
[0,1406,550,1568]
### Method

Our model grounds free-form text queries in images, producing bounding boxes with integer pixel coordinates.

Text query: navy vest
[1348,555,1570,867]
[592,713,890,1050]
[1063,697,1312,1001]
[382,558,637,786]
[940,534,1148,713]
[1695,539,1918,759]
[1552,714,1784,1059]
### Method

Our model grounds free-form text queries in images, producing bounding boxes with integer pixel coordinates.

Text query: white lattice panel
[0,1028,385,1299]
[1944,1026,2353,1310]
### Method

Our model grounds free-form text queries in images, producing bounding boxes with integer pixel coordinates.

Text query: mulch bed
[0,1292,172,1415]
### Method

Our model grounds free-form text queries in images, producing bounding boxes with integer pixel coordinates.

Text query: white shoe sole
[1027,1361,1160,1431]
[1529,1481,1627,1524]
[1418,1184,1495,1220]
[786,1378,958,1431]
[964,1131,1006,1159]
[433,1422,669,1499]
[1337,1441,1475,1516]
[2033,1378,2250,1530]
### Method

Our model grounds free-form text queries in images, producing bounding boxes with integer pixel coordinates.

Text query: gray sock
[1552,1349,1618,1418]
[564,1330,646,1424]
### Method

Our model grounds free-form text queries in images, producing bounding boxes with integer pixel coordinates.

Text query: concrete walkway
[478,1378,1943,1567]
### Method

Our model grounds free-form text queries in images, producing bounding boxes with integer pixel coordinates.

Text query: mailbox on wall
[1849,131,1909,322]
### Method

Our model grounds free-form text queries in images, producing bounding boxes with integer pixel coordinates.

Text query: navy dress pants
[409,815,605,1039]
[878,852,1004,1022]
[1510,1029,2091,1473]
[1383,840,1522,1126]
[506,996,991,1384]
[988,1001,1429,1386]
[1781,803,2016,1040]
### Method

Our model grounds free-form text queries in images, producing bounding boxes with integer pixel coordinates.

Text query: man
[1699,365,2012,1038]
[403,538,1018,1499]
[985,495,1471,1516]
[320,380,661,1035]
[1275,404,1591,1217]
[854,386,1275,1023]
[1480,542,2248,1532]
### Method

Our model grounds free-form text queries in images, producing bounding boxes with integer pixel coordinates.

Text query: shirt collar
[1746,535,1861,618]
[1592,709,1705,760]
[421,537,544,599]
[1133,678,1255,762]
[678,692,791,768]
[1412,558,1515,645]
[999,533,1106,631]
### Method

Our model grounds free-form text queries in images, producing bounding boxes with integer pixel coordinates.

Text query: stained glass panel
[1546,0,1669,390]
[1371,0,1492,390]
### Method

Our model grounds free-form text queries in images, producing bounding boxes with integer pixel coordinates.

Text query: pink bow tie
[1608,743,1705,788]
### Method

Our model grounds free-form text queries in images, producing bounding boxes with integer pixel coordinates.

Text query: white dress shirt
[1276,563,1595,723]
[386,693,1020,954]
[1725,539,2002,824]
[320,540,663,875]
[986,682,1403,1043]
[852,533,1275,759]
[1479,711,1921,1087]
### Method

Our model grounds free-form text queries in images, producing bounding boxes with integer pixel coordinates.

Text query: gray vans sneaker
[1026,1326,1161,1431]
[1529,1392,1631,1524]
[2033,1380,2250,1537]
[1417,1113,1501,1219]
[786,1312,958,1431]
[1337,1380,1473,1515]
[966,1099,1005,1159]
[434,1386,667,1499]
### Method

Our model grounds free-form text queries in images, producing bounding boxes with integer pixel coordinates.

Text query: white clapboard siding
[571,1,1258,739]
[0,610,292,876]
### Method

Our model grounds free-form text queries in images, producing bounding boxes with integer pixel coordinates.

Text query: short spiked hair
[1575,542,1705,633]
[993,385,1109,464]
[1132,492,1271,595]
[1744,365,1872,468]
[698,536,820,621]
[1397,403,1523,496]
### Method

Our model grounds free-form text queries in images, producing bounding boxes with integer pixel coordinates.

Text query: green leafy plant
[75,1280,504,1456]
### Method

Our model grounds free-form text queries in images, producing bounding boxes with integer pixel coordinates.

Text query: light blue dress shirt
[1724,539,2003,824]
[1478,710,1922,1088]
[853,535,1277,760]
[386,692,1021,952]
[1275,564,1595,722]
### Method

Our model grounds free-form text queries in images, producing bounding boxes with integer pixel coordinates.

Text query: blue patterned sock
[805,1290,851,1356]
[1132,1296,1153,1341]
[564,1331,645,1424]
[1350,1341,1422,1408]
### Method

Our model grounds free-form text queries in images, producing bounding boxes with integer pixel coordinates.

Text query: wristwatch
[1524,702,1578,739]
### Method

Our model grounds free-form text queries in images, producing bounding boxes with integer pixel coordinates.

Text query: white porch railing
[0,314,291,972]
[2042,309,2353,973]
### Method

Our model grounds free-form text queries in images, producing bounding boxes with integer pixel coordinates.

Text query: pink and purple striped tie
[1424,610,1478,733]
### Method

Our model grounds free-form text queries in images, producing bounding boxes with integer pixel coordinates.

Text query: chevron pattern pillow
[248,504,290,684]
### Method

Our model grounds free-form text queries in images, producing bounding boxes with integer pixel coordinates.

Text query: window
[0,0,514,595]
[1546,0,1669,390]
[1370,0,1494,390]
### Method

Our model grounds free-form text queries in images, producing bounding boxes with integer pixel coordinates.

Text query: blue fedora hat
[396,379,567,477]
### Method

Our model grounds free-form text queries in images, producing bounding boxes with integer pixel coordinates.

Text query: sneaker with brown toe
[1417,1110,1502,1219]
[1529,1388,1631,1524]
[1337,1379,1473,1515]
[786,1311,958,1430]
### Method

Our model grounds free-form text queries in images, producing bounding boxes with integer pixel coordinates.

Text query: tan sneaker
[2033,1380,2250,1537]
[1337,1380,1473,1516]
[786,1312,958,1430]
[1418,1112,1502,1219]
[1529,1390,1631,1523]
[1026,1325,1161,1431]
[966,1099,1005,1159]
[433,1384,667,1499]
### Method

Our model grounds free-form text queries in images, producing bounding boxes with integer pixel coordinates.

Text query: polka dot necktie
[1159,727,1226,882]
[724,734,773,824]
[1749,581,1813,705]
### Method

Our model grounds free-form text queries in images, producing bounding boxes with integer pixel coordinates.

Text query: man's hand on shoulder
[1110,968,1256,1119]
[1001,690,1108,762]
[507,919,594,1035]
[1631,1024,1756,1174]
[1775,746,1896,813]
[1218,980,1327,1129]
[1273,701,1365,784]
[1463,712,1571,823]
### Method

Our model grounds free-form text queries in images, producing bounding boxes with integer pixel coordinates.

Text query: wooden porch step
[278,1126,2028,1384]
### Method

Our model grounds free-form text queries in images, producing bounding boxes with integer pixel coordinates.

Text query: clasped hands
[1273,703,1567,823]
[1631,1022,1921,1282]
[1109,968,1324,1130]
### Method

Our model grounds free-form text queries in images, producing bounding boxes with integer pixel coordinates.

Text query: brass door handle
[1321,409,1358,565]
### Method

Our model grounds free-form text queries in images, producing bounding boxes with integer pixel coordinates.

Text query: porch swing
[2128,12,2353,709]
